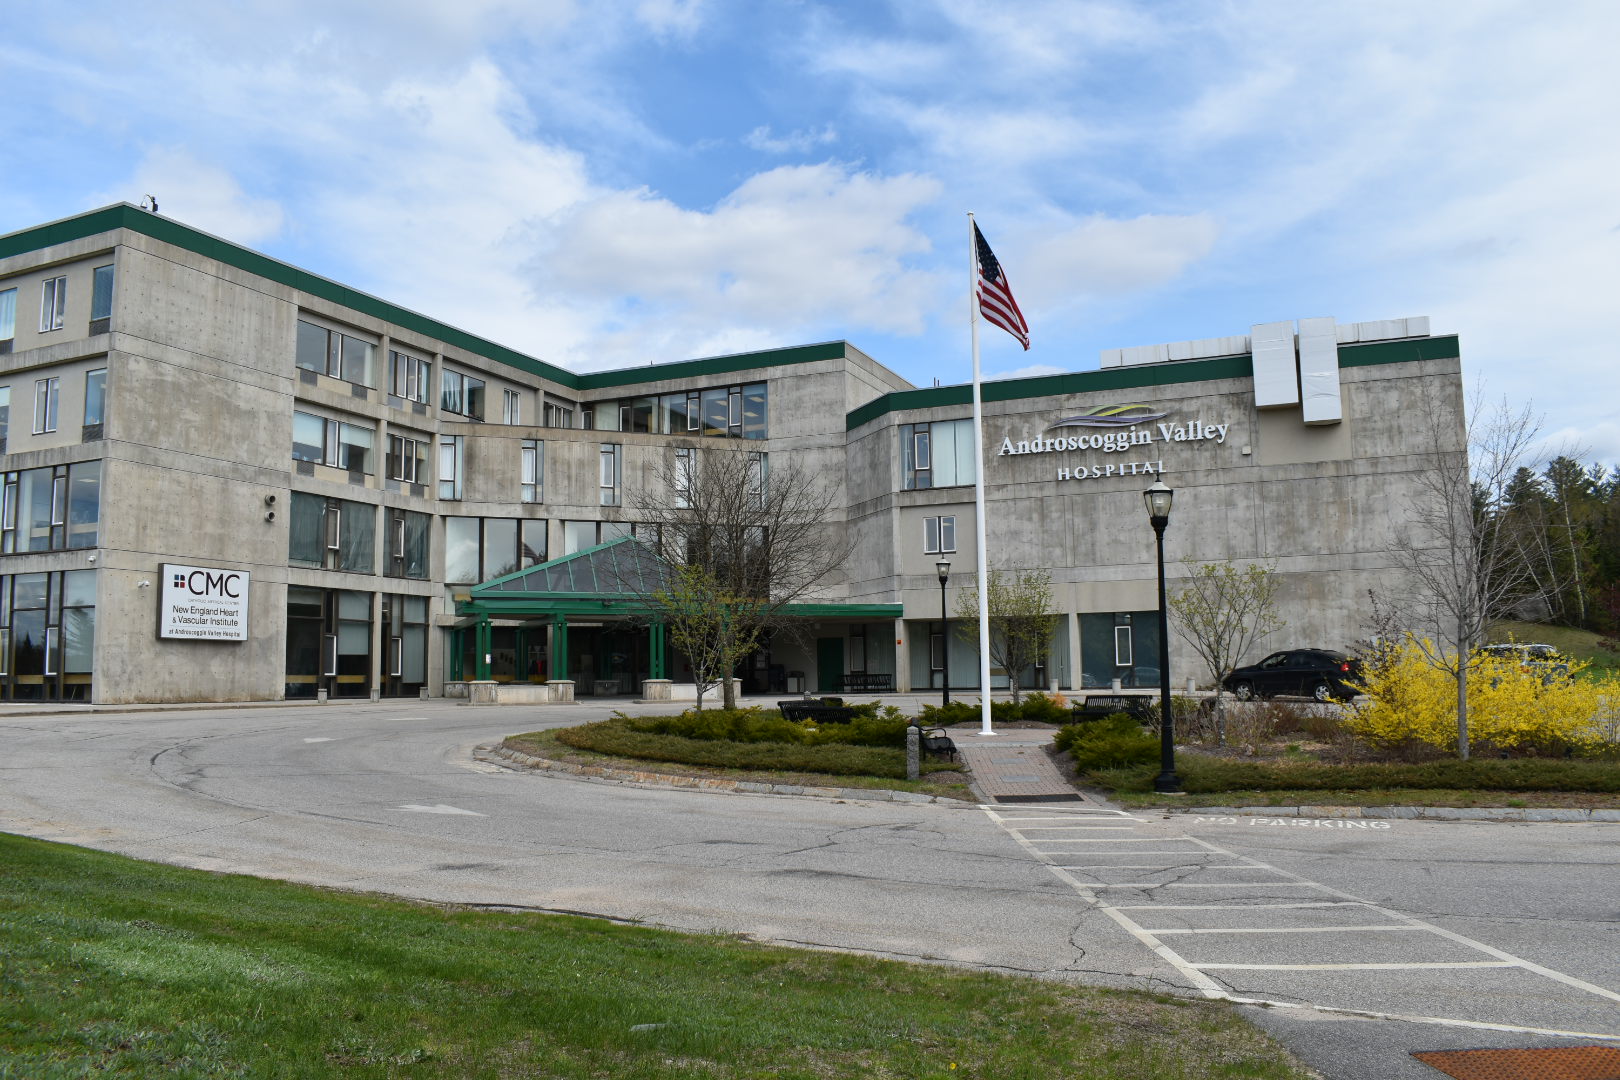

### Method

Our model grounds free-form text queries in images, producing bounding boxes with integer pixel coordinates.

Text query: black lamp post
[1143,479,1181,794]
[936,558,952,706]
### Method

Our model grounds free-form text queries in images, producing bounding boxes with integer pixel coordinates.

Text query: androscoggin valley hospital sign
[996,404,1231,481]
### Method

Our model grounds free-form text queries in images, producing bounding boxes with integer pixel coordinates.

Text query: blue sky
[4,0,1617,461]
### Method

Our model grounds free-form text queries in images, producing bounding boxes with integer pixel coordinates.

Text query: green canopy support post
[474,617,492,682]
[551,615,569,682]
[448,627,463,682]
[648,620,666,680]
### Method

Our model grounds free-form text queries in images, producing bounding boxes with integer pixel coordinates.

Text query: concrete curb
[1159,804,1620,823]
[480,745,964,805]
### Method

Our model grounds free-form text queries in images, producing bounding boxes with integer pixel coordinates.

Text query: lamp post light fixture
[1142,479,1181,794]
[936,558,952,707]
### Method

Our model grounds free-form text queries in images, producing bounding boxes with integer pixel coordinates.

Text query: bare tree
[630,445,849,709]
[1169,560,1285,744]
[1381,387,1564,759]
[954,568,1056,704]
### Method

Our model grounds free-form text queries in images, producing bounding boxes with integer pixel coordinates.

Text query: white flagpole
[967,213,995,738]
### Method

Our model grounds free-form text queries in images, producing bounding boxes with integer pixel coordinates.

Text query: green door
[816,637,844,693]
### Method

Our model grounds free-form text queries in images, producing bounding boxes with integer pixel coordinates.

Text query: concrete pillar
[641,678,672,701]
[474,617,492,682]
[894,618,911,693]
[1067,611,1082,693]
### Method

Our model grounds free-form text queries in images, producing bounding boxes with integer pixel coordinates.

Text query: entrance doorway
[815,636,843,693]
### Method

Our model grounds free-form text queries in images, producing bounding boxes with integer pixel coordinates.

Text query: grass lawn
[504,728,976,802]
[1489,619,1620,677]
[0,833,1311,1080]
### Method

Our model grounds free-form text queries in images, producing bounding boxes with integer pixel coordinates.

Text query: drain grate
[1411,1046,1620,1080]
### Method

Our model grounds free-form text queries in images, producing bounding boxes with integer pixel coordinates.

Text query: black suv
[1222,649,1361,702]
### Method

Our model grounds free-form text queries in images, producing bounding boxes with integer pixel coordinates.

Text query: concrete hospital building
[0,204,1463,704]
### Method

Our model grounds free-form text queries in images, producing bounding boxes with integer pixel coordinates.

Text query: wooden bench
[777,700,857,723]
[839,673,894,693]
[1071,694,1156,723]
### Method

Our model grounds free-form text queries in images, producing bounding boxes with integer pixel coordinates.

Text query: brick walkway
[949,728,1097,804]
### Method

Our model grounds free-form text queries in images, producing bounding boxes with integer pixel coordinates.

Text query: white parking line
[981,806,1620,1037]
[1146,925,1423,935]
[1195,962,1519,971]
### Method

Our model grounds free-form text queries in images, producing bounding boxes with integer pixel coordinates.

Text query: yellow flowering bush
[1345,636,1614,756]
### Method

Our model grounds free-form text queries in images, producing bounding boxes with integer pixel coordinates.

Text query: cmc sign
[159,563,249,641]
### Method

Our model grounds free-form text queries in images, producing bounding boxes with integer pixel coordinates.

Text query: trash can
[786,671,805,694]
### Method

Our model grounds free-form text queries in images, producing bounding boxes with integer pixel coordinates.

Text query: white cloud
[1017,214,1221,306]
[744,124,839,154]
[635,0,705,39]
[99,148,284,245]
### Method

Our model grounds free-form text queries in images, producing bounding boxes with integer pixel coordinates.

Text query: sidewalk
[946,726,1100,804]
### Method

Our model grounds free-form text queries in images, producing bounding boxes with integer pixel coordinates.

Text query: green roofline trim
[0,205,868,394]
[844,334,1460,430]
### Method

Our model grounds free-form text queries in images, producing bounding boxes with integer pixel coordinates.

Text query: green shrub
[917,701,979,726]
[1014,693,1071,724]
[919,694,1071,726]
[1053,713,1158,771]
[556,717,960,778]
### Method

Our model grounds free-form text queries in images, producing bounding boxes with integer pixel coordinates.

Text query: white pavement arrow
[392,804,485,816]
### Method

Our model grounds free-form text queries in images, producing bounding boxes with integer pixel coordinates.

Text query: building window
[0,387,10,453]
[923,515,956,554]
[561,519,631,556]
[521,440,542,503]
[0,287,15,353]
[385,508,430,579]
[437,436,462,500]
[82,368,106,440]
[90,265,113,333]
[0,569,96,701]
[291,411,373,473]
[39,278,66,333]
[288,492,375,572]
[444,517,548,584]
[32,377,58,434]
[1114,622,1133,667]
[389,350,430,404]
[440,368,485,420]
[673,447,694,508]
[502,388,522,425]
[849,626,867,673]
[385,433,427,485]
[599,444,621,506]
[543,399,575,428]
[590,382,768,440]
[295,320,376,388]
[1,463,99,554]
[747,451,767,509]
[900,419,975,490]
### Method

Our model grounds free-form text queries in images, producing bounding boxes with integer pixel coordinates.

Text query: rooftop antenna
[140,194,159,213]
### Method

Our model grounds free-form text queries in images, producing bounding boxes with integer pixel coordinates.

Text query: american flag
[974,223,1029,350]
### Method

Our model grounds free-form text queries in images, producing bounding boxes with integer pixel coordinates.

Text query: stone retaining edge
[480,745,956,805]
[1160,804,1620,822]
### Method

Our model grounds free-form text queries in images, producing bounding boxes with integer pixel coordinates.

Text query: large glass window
[0,387,9,452]
[386,433,427,485]
[386,508,430,579]
[441,368,485,420]
[90,265,114,326]
[1,464,95,554]
[563,520,599,556]
[39,278,66,332]
[295,320,376,388]
[503,388,522,425]
[0,570,95,700]
[287,492,374,573]
[901,419,975,490]
[542,399,574,428]
[291,411,372,473]
[390,350,430,404]
[619,396,654,433]
[444,517,545,583]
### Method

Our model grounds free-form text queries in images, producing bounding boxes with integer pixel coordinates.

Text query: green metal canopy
[456,536,901,620]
